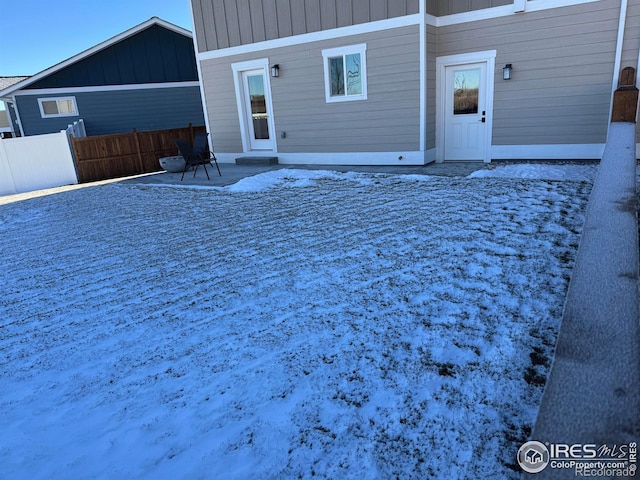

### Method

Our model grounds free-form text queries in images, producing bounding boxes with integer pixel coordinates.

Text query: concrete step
[235,156,279,166]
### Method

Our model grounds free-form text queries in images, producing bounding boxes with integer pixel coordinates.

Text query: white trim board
[491,144,605,160]
[197,15,421,61]
[213,151,426,166]
[212,145,606,165]
[190,0,214,154]
[194,0,602,63]
[13,82,201,96]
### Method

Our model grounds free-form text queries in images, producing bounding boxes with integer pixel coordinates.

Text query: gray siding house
[0,18,205,137]
[190,0,640,164]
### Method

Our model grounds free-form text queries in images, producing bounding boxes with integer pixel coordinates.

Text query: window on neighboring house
[322,44,367,103]
[38,97,79,118]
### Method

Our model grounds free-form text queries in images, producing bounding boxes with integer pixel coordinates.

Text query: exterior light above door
[271,64,280,77]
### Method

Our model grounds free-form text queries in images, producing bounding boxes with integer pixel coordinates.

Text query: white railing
[0,131,78,196]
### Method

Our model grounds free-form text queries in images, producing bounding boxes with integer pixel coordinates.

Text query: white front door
[241,69,274,151]
[444,62,488,161]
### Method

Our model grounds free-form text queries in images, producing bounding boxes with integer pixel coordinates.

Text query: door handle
[480,117,486,123]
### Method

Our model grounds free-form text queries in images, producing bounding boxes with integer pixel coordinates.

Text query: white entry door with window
[240,69,275,151]
[444,63,487,161]
[437,51,495,163]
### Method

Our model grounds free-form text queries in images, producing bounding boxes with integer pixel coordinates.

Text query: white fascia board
[13,81,201,97]
[0,17,193,98]
[197,14,421,61]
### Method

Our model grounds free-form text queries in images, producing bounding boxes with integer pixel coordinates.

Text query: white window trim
[37,96,79,118]
[322,43,367,103]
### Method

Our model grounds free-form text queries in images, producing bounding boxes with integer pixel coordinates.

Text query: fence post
[132,128,144,173]
[611,66,639,122]
[188,123,194,143]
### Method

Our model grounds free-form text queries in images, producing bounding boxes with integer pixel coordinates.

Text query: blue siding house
[0,17,205,137]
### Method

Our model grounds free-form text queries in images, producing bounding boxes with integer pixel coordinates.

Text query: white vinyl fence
[65,119,86,138]
[0,131,78,196]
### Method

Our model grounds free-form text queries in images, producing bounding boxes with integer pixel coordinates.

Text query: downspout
[607,0,628,141]
[189,1,214,153]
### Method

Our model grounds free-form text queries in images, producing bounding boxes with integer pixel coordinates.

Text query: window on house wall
[37,97,79,118]
[322,44,367,103]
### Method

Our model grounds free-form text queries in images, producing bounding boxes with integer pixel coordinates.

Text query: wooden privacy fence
[70,124,205,183]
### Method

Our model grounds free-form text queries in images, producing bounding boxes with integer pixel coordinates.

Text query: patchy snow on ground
[468,163,598,182]
[0,167,593,479]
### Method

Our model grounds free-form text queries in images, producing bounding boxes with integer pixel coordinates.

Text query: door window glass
[247,74,269,140]
[453,69,480,115]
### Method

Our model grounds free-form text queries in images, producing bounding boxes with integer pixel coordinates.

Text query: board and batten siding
[25,26,198,89]
[427,0,512,16]
[436,0,620,146]
[200,26,421,154]
[16,86,205,136]
[192,0,419,52]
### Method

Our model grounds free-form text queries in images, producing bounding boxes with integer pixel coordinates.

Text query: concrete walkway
[532,123,639,478]
[119,161,488,188]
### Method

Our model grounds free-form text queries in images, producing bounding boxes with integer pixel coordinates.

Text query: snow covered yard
[0,167,594,479]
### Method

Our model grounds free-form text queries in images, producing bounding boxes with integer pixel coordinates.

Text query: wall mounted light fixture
[271,64,280,78]
[503,64,512,80]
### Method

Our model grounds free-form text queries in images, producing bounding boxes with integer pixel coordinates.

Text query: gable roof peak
[0,17,193,98]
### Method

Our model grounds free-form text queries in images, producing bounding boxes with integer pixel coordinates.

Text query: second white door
[241,69,274,151]
[444,62,488,161]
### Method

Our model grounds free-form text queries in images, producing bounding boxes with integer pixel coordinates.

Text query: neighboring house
[0,17,205,137]
[190,0,640,165]
[0,77,28,138]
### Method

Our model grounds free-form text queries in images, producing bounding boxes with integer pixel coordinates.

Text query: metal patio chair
[173,138,212,181]
[193,132,221,177]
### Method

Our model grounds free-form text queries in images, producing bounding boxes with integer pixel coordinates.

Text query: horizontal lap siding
[192,0,419,52]
[17,86,205,136]
[437,0,620,145]
[199,59,244,152]
[201,26,421,153]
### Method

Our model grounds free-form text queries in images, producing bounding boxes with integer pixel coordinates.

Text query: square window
[322,44,367,103]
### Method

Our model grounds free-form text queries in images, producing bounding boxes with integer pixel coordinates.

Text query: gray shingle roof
[0,76,29,92]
